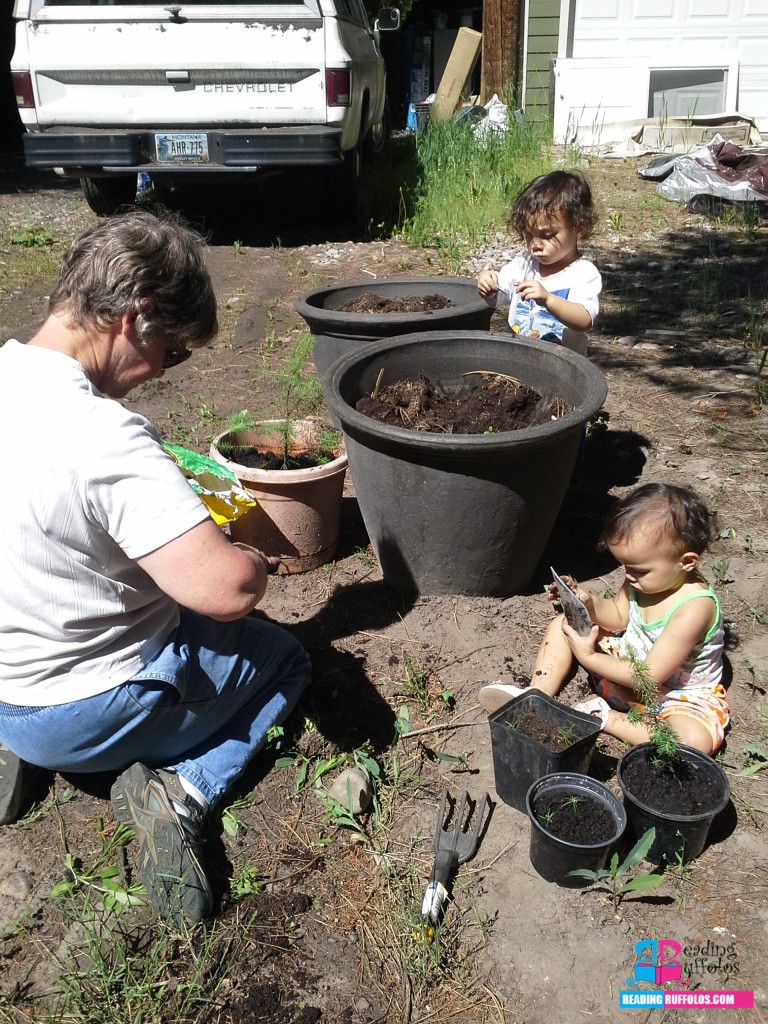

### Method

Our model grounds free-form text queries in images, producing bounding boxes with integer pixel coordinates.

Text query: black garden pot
[323,331,608,595]
[526,772,627,887]
[295,276,494,381]
[490,690,602,812]
[617,743,730,866]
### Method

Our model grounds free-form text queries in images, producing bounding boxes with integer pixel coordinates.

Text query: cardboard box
[431,27,482,121]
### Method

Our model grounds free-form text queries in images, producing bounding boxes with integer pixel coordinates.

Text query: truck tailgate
[22,13,328,127]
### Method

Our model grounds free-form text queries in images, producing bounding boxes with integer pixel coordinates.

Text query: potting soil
[621,749,724,815]
[337,293,454,314]
[219,447,335,471]
[533,793,616,844]
[509,708,585,752]
[356,373,565,433]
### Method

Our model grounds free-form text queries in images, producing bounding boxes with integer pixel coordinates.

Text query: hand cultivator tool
[420,789,491,931]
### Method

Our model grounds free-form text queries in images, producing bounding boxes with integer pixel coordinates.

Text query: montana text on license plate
[155,133,209,163]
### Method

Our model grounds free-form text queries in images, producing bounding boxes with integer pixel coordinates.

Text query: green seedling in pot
[624,649,680,766]
[568,827,664,912]
[221,333,338,470]
[557,725,575,747]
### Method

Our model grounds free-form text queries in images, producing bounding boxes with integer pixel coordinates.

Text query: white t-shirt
[493,253,602,356]
[0,340,210,706]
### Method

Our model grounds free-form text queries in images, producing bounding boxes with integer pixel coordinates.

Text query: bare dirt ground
[1,152,767,1024]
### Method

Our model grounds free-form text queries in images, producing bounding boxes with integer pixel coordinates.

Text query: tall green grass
[403,110,550,263]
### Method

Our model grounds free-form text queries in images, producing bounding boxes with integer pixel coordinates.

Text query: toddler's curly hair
[511,170,596,241]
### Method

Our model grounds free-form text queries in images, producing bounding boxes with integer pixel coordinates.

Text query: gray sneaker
[0,745,25,826]
[110,762,212,923]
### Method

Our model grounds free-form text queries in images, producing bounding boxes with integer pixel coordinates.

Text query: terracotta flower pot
[209,419,347,574]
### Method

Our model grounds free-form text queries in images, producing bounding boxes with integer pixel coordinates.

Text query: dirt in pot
[533,793,616,844]
[337,293,454,314]
[356,372,567,433]
[219,446,336,470]
[508,709,584,752]
[621,749,724,816]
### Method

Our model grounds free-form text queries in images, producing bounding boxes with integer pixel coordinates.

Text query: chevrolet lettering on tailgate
[203,83,293,93]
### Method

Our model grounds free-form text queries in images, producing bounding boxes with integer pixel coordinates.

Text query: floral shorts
[590,635,730,751]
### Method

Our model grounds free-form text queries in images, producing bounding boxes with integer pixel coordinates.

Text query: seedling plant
[221,332,339,468]
[51,821,145,912]
[624,649,681,766]
[568,827,665,911]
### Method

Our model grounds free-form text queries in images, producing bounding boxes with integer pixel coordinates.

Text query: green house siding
[525,0,559,124]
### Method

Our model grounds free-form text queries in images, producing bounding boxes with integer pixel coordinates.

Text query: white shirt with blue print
[494,253,602,356]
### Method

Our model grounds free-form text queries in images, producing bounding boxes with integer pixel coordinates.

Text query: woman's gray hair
[48,209,218,349]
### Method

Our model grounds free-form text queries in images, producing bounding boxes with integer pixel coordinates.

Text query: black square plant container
[489,689,602,812]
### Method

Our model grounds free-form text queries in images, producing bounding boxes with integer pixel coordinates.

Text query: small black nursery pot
[617,743,730,866]
[526,772,627,887]
[489,689,602,812]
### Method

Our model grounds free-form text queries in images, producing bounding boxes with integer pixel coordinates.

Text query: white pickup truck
[10,0,399,215]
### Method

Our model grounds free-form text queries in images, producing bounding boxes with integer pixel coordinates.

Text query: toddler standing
[477,170,602,356]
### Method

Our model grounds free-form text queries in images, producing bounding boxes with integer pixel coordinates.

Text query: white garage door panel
[579,0,618,16]
[740,38,768,63]
[560,0,768,132]
[625,37,688,56]
[688,0,731,17]
[575,38,628,56]
[632,0,675,19]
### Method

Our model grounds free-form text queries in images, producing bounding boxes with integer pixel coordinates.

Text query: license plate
[155,133,209,163]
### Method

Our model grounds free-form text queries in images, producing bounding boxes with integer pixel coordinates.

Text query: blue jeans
[0,609,311,807]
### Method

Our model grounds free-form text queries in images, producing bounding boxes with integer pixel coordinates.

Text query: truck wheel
[364,98,391,159]
[331,136,362,224]
[79,176,138,217]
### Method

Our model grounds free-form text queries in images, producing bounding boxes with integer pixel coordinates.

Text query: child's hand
[517,280,549,307]
[561,619,599,660]
[547,575,596,617]
[477,270,499,298]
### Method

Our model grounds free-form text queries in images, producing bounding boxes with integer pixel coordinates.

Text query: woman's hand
[231,541,281,574]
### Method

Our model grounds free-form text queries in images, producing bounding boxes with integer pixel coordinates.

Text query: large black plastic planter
[526,773,627,886]
[295,276,494,380]
[490,690,602,811]
[324,331,608,595]
[617,744,730,866]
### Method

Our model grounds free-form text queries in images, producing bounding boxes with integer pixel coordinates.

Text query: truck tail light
[326,69,350,107]
[12,72,34,109]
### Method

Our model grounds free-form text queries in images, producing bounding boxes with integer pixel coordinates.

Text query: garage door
[554,0,768,135]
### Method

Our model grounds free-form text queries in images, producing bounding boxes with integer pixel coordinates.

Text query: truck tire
[329,135,362,226]
[79,176,138,217]
[364,98,391,159]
